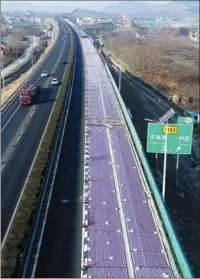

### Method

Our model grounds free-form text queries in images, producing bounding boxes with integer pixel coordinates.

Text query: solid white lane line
[1,39,60,132]
[22,30,73,278]
[1,29,69,252]
[1,105,21,132]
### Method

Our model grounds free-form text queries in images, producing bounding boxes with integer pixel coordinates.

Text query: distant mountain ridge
[71,8,117,18]
[102,1,199,18]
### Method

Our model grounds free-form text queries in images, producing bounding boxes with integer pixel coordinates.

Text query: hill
[71,8,118,18]
[103,1,199,18]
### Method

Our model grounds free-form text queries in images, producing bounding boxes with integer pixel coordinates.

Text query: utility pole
[119,63,121,92]
[1,50,6,103]
[31,39,34,72]
[118,54,124,93]
[99,30,102,53]
[162,120,168,201]
[15,47,19,69]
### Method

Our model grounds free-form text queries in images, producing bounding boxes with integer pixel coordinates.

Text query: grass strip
[1,29,75,278]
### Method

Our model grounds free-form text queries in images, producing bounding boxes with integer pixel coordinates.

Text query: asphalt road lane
[1,32,64,155]
[1,33,61,128]
[1,22,71,240]
[1,36,69,154]
[34,34,84,278]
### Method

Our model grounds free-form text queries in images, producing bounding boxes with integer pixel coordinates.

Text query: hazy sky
[2,1,170,12]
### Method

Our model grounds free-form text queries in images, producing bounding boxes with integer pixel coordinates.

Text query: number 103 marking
[163,126,178,134]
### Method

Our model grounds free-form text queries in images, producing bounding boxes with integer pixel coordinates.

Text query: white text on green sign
[147,123,193,154]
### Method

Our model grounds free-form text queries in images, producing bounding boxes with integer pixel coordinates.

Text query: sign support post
[162,121,168,201]
[175,154,180,187]
[146,109,194,202]
[155,153,158,173]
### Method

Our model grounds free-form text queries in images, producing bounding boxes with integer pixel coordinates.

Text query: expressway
[21,31,84,278]
[19,21,182,278]
[1,20,71,241]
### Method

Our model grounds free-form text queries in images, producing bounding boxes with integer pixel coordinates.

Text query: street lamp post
[15,47,19,70]
[162,120,168,201]
[118,54,124,93]
[1,50,6,103]
[106,52,111,65]
[31,39,34,72]
[99,30,102,54]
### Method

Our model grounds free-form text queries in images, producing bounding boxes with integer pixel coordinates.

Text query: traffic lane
[109,66,200,276]
[35,35,84,278]
[1,36,68,154]
[1,86,65,239]
[1,42,57,125]
[1,30,63,128]
[1,33,63,127]
[1,37,71,239]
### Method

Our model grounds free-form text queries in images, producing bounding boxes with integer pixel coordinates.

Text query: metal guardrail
[104,62,194,278]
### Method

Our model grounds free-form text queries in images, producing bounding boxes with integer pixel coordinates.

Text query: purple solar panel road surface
[79,36,176,278]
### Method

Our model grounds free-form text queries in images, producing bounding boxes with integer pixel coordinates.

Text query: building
[189,28,199,42]
[136,27,152,38]
[113,15,133,30]
[76,16,101,26]
[101,20,116,31]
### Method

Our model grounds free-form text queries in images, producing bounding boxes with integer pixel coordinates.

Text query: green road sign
[147,123,193,154]
[177,117,194,124]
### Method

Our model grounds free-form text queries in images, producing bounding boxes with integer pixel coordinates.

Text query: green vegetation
[1,28,75,278]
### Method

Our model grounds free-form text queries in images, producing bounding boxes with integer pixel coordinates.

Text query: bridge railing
[104,62,193,278]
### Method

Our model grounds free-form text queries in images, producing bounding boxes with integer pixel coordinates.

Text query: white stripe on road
[1,28,69,252]
[1,42,58,132]
[1,105,21,132]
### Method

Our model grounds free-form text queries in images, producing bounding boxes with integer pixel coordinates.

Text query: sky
[2,1,170,12]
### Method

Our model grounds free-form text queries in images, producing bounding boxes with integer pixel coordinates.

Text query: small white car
[51,78,59,85]
[41,71,48,77]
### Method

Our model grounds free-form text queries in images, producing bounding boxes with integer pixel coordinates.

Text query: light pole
[1,49,6,103]
[162,120,168,201]
[118,54,124,93]
[15,47,19,70]
[106,52,111,65]
[31,38,34,72]
[99,30,102,53]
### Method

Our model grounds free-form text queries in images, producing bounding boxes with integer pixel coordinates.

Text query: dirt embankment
[1,18,59,107]
[106,31,199,113]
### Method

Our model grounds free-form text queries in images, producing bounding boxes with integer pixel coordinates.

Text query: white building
[113,15,133,30]
[76,17,101,26]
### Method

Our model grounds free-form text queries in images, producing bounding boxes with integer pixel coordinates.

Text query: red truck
[19,83,41,105]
